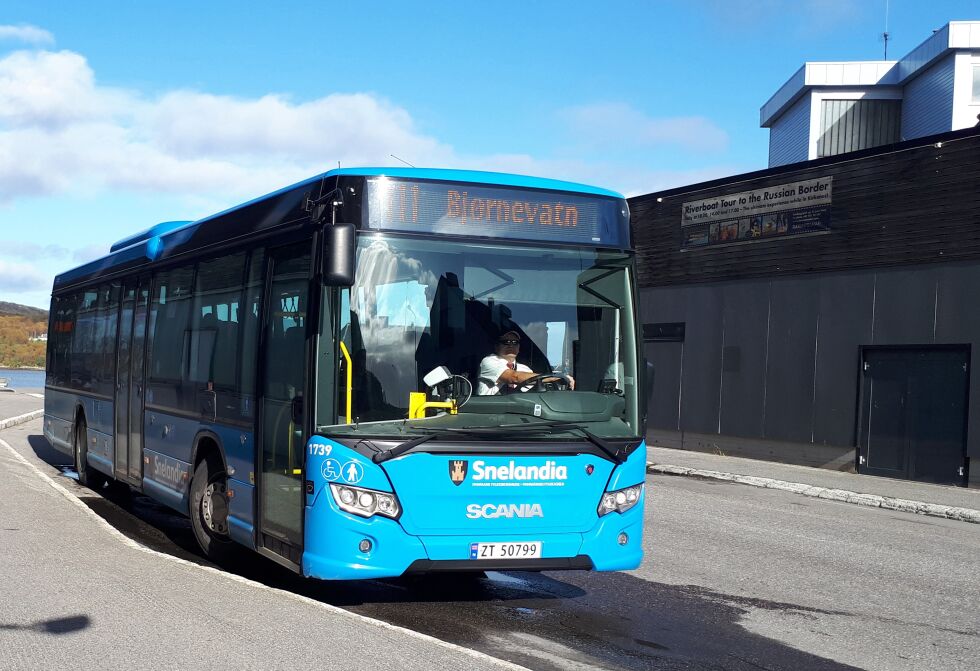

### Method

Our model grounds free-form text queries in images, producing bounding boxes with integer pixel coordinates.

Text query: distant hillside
[0,300,48,368]
[0,314,46,368]
[0,301,48,321]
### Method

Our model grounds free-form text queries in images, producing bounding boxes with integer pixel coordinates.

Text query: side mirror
[323,223,356,286]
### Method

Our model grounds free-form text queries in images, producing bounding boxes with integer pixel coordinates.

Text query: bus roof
[54,168,625,290]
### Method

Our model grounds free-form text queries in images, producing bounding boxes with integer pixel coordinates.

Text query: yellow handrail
[339,341,353,424]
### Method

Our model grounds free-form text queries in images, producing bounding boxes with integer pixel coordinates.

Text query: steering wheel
[516,373,573,392]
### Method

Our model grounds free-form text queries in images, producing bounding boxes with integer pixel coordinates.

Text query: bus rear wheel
[190,458,236,563]
[73,417,106,490]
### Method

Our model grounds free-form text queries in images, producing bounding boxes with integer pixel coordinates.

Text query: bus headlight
[597,484,643,516]
[330,484,401,519]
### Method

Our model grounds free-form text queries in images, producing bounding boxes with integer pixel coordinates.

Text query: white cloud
[562,103,729,153]
[0,259,49,292]
[0,50,116,129]
[0,24,54,46]
[0,47,454,203]
[0,42,738,207]
[0,241,69,259]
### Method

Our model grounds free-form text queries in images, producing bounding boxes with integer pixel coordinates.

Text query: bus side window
[146,264,195,413]
[190,252,246,390]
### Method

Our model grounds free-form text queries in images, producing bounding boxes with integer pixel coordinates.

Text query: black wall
[631,128,980,288]
[630,128,980,482]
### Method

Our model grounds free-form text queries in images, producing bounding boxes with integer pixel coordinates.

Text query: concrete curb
[0,409,43,432]
[648,462,980,524]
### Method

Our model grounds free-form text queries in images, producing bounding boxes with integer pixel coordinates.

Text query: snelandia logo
[471,459,567,487]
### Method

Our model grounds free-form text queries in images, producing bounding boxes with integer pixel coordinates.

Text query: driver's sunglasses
[498,339,520,346]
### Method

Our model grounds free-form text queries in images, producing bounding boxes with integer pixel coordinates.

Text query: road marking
[0,422,528,671]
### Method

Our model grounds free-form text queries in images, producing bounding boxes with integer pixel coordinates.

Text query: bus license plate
[469,542,542,560]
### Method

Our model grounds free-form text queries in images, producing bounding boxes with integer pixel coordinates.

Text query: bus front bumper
[301,504,644,581]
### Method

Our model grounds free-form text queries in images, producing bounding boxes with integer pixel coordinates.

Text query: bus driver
[476,330,575,395]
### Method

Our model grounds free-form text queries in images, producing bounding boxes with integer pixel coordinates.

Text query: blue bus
[44,168,648,579]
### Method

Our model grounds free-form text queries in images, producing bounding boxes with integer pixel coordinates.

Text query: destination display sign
[365,178,629,247]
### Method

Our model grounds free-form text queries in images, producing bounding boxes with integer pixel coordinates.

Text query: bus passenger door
[113,279,135,482]
[114,275,149,486]
[128,277,150,482]
[257,243,311,565]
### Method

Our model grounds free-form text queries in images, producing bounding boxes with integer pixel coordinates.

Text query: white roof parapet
[760,61,897,127]
[761,21,980,128]
[760,65,805,128]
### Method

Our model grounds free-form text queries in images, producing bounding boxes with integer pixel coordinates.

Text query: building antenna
[390,154,416,168]
[882,0,890,59]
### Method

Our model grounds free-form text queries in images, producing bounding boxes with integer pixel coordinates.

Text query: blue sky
[1,0,977,308]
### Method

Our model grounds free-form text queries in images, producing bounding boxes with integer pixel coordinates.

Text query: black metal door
[859,347,969,486]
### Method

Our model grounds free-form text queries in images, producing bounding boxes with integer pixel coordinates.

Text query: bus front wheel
[190,458,236,563]
[73,417,106,490]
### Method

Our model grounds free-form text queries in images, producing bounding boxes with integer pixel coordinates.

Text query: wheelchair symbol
[321,458,342,481]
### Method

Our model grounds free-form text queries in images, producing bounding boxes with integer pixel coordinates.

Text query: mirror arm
[304,186,344,227]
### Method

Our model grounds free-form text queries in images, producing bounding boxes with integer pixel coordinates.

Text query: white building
[762,21,980,167]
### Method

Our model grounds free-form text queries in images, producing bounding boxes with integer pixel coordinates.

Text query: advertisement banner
[680,177,832,249]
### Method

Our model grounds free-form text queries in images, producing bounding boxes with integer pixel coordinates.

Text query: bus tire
[74,417,106,490]
[189,458,236,563]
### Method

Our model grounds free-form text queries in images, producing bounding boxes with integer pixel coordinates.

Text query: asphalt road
[3,414,978,670]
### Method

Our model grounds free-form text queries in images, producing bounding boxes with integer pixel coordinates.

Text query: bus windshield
[320,234,639,440]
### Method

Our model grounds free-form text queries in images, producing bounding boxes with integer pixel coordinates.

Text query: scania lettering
[466,503,545,519]
[44,167,648,580]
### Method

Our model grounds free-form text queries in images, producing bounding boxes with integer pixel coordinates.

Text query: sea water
[0,368,45,390]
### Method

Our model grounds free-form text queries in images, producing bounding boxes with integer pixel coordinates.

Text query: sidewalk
[0,391,523,671]
[647,445,980,523]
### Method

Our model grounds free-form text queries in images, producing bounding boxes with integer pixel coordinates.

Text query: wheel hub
[202,481,229,535]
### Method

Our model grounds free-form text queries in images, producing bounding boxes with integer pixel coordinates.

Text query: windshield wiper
[372,427,490,464]
[572,426,629,464]
[373,422,581,464]
[372,421,631,465]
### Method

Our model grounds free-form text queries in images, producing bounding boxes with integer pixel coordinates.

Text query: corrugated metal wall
[817,99,902,157]
[642,262,980,459]
[901,54,956,139]
[768,95,811,167]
